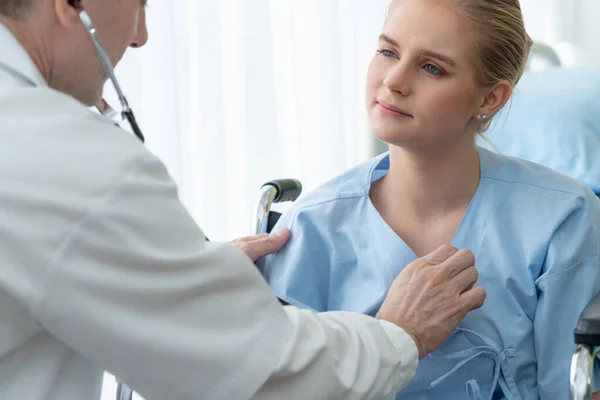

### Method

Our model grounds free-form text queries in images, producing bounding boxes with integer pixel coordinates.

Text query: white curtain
[100,1,388,398]
[103,0,389,242]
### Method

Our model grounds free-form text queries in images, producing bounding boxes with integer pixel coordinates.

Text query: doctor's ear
[54,0,83,28]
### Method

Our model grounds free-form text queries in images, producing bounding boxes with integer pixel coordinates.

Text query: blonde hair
[388,0,528,132]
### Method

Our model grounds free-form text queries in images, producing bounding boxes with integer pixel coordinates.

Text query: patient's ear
[476,80,512,119]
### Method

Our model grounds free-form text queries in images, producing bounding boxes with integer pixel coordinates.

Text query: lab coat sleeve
[534,195,600,399]
[254,307,418,400]
[33,153,418,400]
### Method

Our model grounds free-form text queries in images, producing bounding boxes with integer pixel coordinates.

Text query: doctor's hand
[376,245,486,360]
[231,229,291,262]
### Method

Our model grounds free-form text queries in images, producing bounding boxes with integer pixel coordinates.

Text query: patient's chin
[371,125,419,148]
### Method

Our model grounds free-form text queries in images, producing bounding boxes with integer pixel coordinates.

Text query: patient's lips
[377,100,414,119]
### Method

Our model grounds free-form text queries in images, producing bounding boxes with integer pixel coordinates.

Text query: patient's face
[366,0,482,150]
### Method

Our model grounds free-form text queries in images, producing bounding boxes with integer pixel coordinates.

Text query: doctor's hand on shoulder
[230,228,291,262]
[377,245,485,360]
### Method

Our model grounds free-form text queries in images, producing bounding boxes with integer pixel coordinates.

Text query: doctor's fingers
[459,286,486,312]
[232,233,269,243]
[450,265,479,294]
[230,228,291,262]
[438,248,476,280]
[420,244,459,266]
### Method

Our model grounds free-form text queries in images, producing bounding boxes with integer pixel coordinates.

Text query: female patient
[260,0,600,398]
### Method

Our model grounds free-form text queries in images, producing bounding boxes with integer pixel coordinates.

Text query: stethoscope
[0,6,143,146]
[72,2,145,143]
[0,6,145,140]
[75,6,144,400]
[76,3,296,298]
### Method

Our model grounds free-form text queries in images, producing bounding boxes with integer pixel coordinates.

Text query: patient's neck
[374,140,480,222]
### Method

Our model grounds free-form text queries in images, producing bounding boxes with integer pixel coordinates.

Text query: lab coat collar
[0,22,48,87]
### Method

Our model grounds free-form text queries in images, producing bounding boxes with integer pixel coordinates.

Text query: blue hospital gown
[260,147,600,399]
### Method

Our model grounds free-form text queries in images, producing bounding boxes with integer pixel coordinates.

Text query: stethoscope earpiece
[78,10,145,142]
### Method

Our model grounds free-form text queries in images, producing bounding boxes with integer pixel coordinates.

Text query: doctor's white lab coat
[0,23,417,400]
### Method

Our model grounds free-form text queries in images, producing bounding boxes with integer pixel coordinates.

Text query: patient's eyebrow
[378,34,456,67]
[378,34,398,47]
[419,50,457,67]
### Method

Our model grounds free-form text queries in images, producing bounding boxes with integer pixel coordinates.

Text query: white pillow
[479,67,600,193]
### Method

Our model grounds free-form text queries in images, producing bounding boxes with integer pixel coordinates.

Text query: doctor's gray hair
[0,0,37,18]
[388,0,528,132]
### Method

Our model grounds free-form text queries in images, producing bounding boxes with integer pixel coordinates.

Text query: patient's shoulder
[482,147,596,196]
[279,154,386,224]
[481,147,600,221]
[294,155,385,207]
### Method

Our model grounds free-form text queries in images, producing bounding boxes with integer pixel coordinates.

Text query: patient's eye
[423,63,444,76]
[376,49,398,59]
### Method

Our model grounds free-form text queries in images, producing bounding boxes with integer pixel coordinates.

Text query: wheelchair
[571,294,600,399]
[113,179,302,400]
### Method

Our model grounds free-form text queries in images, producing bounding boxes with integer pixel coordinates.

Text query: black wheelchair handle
[575,292,600,347]
[262,179,302,203]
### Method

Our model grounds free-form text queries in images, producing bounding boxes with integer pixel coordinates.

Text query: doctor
[0,0,486,399]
